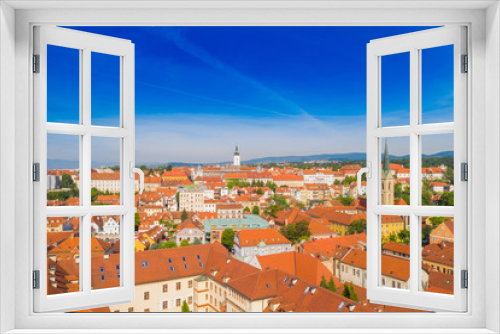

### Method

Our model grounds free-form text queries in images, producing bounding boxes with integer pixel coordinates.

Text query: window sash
[366,26,467,312]
[33,26,136,313]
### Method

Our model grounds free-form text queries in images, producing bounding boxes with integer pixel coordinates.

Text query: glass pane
[421,216,454,295]
[91,137,121,205]
[380,215,410,290]
[421,45,454,124]
[381,52,410,127]
[47,134,80,206]
[421,134,454,206]
[91,52,120,127]
[47,45,80,124]
[91,215,121,290]
[380,137,410,206]
[47,216,80,295]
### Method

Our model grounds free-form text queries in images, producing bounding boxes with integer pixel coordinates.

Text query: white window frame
[0,1,498,333]
[366,26,467,312]
[32,26,136,312]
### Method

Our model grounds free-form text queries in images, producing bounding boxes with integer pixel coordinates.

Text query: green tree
[180,209,188,222]
[429,216,446,228]
[256,188,264,195]
[175,192,180,205]
[397,229,410,244]
[193,238,202,245]
[342,176,357,185]
[150,242,160,250]
[279,220,311,244]
[337,195,354,206]
[160,241,177,249]
[135,212,140,232]
[252,206,260,215]
[341,282,359,302]
[320,275,337,293]
[346,219,367,235]
[444,167,454,185]
[91,187,99,202]
[180,239,191,247]
[60,173,74,188]
[243,206,251,213]
[166,164,173,171]
[181,300,190,312]
[388,233,398,243]
[221,229,235,251]
[394,182,403,199]
[402,193,411,205]
[422,225,433,241]
[439,191,454,206]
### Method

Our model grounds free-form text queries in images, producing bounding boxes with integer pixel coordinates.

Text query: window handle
[357,162,371,195]
[130,162,144,194]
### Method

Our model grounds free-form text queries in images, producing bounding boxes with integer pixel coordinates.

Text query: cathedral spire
[233,144,240,166]
[383,139,390,177]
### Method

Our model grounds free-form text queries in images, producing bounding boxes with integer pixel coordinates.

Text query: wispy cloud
[151,28,336,134]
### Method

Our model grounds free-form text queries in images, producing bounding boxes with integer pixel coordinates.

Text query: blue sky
[47,26,454,164]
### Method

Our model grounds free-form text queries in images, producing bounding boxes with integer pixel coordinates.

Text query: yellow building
[380,215,406,238]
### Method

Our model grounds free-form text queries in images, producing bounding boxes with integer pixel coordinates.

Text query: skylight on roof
[283,277,289,284]
[101,275,105,281]
[170,266,174,272]
[184,264,188,270]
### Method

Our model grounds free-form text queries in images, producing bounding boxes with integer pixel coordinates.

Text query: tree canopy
[279,219,311,244]
[221,229,235,251]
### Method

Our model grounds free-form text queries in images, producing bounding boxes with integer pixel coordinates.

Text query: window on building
[162,301,168,310]
[176,282,181,290]
[144,292,149,300]
[163,284,168,293]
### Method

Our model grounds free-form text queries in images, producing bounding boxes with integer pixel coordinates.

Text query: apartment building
[233,228,292,258]
[179,188,204,213]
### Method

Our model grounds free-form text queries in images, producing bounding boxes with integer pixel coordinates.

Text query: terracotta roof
[301,233,366,258]
[272,175,304,182]
[427,271,454,295]
[236,229,291,247]
[382,242,410,256]
[308,219,335,236]
[256,251,342,289]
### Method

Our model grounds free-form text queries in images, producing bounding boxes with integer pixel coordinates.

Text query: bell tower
[233,145,240,166]
[381,140,395,205]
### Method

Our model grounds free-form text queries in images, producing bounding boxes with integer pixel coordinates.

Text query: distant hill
[47,151,454,169]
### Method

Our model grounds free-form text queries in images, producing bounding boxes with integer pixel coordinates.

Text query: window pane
[91,215,121,290]
[421,216,454,295]
[47,45,80,124]
[421,45,454,124]
[47,216,80,295]
[380,137,410,206]
[91,52,120,127]
[380,215,410,290]
[47,134,80,206]
[421,134,454,206]
[91,137,121,205]
[381,52,410,127]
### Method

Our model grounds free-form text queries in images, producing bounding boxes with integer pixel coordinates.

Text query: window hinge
[461,270,468,289]
[461,162,468,182]
[33,270,40,289]
[33,54,40,73]
[461,54,468,73]
[33,163,40,182]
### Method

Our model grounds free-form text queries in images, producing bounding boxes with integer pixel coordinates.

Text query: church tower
[381,140,395,205]
[233,145,240,166]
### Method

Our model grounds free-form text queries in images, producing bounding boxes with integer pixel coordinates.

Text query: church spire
[383,139,390,177]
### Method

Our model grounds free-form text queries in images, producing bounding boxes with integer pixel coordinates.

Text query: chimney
[348,303,357,312]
